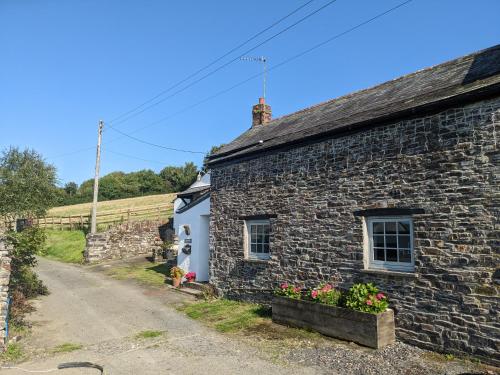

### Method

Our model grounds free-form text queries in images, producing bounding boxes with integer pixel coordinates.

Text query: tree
[64,182,78,197]
[0,147,58,221]
[160,162,198,193]
[202,144,225,172]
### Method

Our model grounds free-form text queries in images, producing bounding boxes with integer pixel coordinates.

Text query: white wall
[174,196,210,282]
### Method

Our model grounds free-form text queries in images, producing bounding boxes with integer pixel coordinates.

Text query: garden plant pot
[272,296,395,349]
[173,277,182,288]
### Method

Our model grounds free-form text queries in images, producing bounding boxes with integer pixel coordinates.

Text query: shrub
[345,283,388,314]
[170,266,185,279]
[310,283,341,306]
[274,282,302,299]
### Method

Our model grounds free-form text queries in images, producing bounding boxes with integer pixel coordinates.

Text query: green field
[44,230,86,263]
[48,193,176,217]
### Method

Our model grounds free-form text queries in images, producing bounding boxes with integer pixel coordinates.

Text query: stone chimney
[252,97,272,127]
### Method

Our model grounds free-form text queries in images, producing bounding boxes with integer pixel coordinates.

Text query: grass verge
[51,343,83,353]
[0,343,24,363]
[44,230,85,263]
[106,261,168,286]
[135,330,163,339]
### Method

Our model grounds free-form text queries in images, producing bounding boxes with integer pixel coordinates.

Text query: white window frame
[244,220,271,260]
[366,216,415,272]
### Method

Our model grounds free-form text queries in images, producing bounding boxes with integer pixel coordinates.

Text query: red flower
[366,299,373,305]
[311,290,318,299]
[280,283,289,289]
[293,287,301,293]
[376,293,385,300]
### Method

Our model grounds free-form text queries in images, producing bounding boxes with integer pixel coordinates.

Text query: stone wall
[84,220,174,263]
[209,97,500,364]
[0,232,12,351]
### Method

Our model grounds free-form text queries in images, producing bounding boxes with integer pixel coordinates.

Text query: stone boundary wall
[210,97,500,364]
[0,233,12,351]
[84,220,174,263]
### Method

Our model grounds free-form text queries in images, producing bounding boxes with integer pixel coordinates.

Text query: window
[366,217,414,272]
[245,220,271,260]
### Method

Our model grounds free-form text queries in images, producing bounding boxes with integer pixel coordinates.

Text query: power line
[108,0,414,138]
[105,149,173,165]
[106,124,206,154]
[109,0,340,127]
[107,0,317,125]
[49,0,413,160]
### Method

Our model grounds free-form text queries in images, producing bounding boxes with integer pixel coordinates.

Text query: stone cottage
[207,45,500,364]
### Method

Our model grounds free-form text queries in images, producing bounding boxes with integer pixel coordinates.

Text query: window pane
[386,235,397,248]
[374,248,385,261]
[251,226,257,242]
[373,222,384,234]
[399,235,410,249]
[264,225,270,235]
[251,244,257,253]
[263,244,269,253]
[399,248,412,263]
[386,222,397,234]
[386,248,397,262]
[373,235,385,248]
[264,234,270,244]
[398,221,410,234]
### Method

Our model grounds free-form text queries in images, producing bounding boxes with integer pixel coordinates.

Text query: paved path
[2,258,318,375]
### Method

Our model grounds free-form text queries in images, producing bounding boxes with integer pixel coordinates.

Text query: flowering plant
[310,283,341,306]
[274,282,302,299]
[344,283,388,313]
[185,272,196,282]
[170,266,185,279]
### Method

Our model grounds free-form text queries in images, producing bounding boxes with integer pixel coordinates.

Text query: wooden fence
[32,203,173,231]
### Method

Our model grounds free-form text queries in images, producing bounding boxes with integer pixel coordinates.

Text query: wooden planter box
[272,296,395,349]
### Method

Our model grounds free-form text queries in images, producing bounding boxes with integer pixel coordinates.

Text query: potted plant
[170,266,185,288]
[272,282,395,348]
[185,272,196,283]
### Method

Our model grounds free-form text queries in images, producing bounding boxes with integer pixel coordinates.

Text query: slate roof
[176,191,210,214]
[208,45,500,165]
[177,185,210,198]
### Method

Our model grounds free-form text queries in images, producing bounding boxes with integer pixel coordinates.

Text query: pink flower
[321,284,332,292]
[311,290,318,299]
[293,287,301,293]
[280,283,289,289]
[366,299,373,306]
[376,293,385,300]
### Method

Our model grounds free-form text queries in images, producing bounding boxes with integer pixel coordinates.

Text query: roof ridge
[265,44,500,126]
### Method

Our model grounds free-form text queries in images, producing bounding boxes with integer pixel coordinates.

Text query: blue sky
[1,0,499,186]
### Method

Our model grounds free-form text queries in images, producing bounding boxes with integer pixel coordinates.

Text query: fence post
[127,209,131,222]
[156,207,160,221]
[80,215,84,229]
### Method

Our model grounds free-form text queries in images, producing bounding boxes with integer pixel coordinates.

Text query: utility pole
[90,120,103,234]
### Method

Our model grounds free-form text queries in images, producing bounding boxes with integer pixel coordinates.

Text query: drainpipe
[4,296,11,346]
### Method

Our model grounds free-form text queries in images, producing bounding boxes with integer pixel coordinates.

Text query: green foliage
[7,227,49,300]
[0,147,58,220]
[0,342,23,362]
[274,282,302,299]
[345,283,389,314]
[51,343,83,353]
[310,283,341,306]
[56,164,199,206]
[135,330,163,339]
[160,162,198,193]
[44,230,85,263]
[170,266,185,279]
[202,144,225,172]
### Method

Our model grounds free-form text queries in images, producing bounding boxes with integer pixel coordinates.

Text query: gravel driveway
[1,258,318,375]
